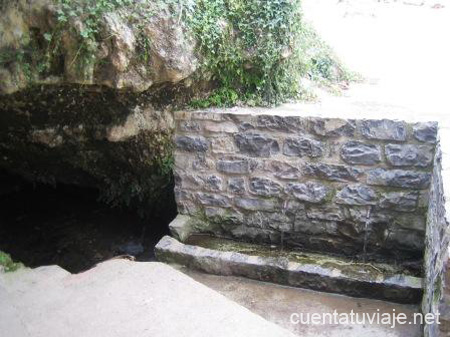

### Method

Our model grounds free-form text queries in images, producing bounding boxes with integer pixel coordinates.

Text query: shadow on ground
[0,171,175,273]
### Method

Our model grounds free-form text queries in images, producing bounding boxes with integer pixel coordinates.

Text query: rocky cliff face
[0,0,347,214]
[0,0,205,213]
[0,0,198,95]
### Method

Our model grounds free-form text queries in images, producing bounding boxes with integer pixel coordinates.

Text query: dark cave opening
[0,170,176,273]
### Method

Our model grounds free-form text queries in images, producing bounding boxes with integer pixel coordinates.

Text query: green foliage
[183,0,349,107]
[1,0,349,105]
[0,251,23,273]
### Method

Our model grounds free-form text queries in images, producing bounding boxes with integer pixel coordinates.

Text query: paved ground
[182,267,422,337]
[0,261,295,337]
[0,259,422,337]
[302,0,450,121]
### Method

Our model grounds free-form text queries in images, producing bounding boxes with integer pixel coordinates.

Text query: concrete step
[155,235,423,304]
[0,260,295,337]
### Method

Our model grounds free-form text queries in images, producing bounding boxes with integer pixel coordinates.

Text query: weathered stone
[245,212,292,232]
[249,177,282,197]
[234,133,280,157]
[228,177,246,194]
[235,197,279,211]
[255,115,304,132]
[178,121,200,132]
[202,175,223,192]
[393,214,426,231]
[231,226,278,242]
[168,214,193,242]
[283,137,325,158]
[191,153,214,171]
[238,122,255,132]
[413,122,438,144]
[385,144,434,168]
[204,207,227,219]
[175,135,208,152]
[267,161,302,180]
[178,174,223,192]
[303,163,362,182]
[294,218,338,235]
[387,229,425,251]
[196,193,231,208]
[340,141,381,165]
[285,182,331,203]
[306,205,345,221]
[204,207,244,225]
[1,2,199,94]
[283,200,306,215]
[156,236,423,304]
[211,137,236,154]
[204,121,239,134]
[344,206,391,224]
[335,184,378,206]
[310,118,356,137]
[217,158,250,174]
[379,191,418,212]
[360,119,407,141]
[367,168,431,189]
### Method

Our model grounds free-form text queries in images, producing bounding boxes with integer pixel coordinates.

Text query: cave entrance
[0,170,176,273]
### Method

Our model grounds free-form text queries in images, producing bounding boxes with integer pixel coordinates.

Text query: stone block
[304,163,363,182]
[360,119,407,141]
[204,121,239,133]
[385,144,434,168]
[379,191,418,212]
[387,228,425,251]
[335,184,378,206]
[178,120,200,132]
[367,168,431,189]
[393,214,426,231]
[283,136,325,158]
[235,197,279,211]
[249,177,283,197]
[309,118,356,137]
[413,122,438,143]
[211,137,237,154]
[294,218,338,235]
[217,158,251,174]
[175,135,209,152]
[168,214,193,242]
[197,193,231,208]
[234,133,280,157]
[340,141,381,165]
[285,182,331,203]
[267,161,302,180]
[245,212,292,232]
[228,177,246,194]
[306,205,345,221]
[255,115,305,132]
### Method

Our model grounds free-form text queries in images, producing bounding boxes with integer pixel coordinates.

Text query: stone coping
[155,235,423,304]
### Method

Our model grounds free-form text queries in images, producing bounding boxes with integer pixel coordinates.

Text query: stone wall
[173,111,437,266]
[422,129,450,336]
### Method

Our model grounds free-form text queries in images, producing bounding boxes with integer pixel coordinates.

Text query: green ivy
[184,0,349,107]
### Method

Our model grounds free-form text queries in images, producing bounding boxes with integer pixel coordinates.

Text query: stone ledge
[155,235,423,304]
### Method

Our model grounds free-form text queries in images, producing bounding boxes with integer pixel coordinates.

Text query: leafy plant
[0,251,23,273]
[182,0,350,106]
